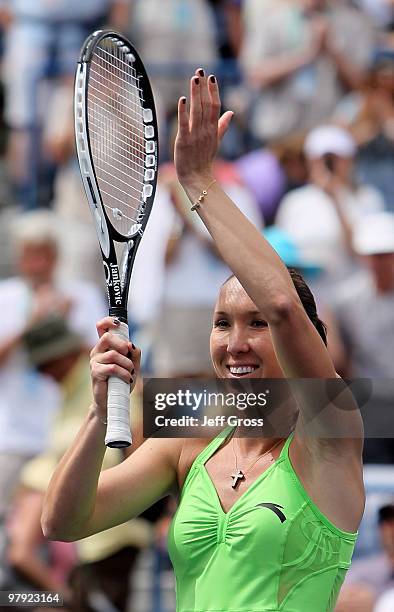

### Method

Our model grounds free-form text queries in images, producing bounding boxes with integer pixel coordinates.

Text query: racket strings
[99,191,139,221]
[89,108,145,164]
[89,130,145,186]
[96,174,141,201]
[94,45,145,151]
[89,101,146,203]
[100,42,145,154]
[98,46,146,90]
[88,91,146,159]
[93,51,146,100]
[88,74,145,126]
[89,66,146,123]
[87,142,145,188]
[97,42,145,117]
[88,38,149,236]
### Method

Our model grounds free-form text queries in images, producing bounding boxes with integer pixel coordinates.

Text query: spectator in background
[332,211,394,463]
[333,211,394,380]
[2,316,151,610]
[354,0,394,31]
[235,149,286,224]
[275,125,385,302]
[235,135,309,226]
[0,210,105,520]
[271,134,309,195]
[128,0,218,155]
[337,504,394,610]
[220,0,243,58]
[375,588,394,612]
[0,0,129,209]
[354,51,394,211]
[126,181,177,373]
[239,0,375,142]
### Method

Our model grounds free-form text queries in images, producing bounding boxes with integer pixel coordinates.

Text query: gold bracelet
[190,179,217,212]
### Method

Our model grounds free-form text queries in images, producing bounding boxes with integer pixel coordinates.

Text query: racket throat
[108,306,128,323]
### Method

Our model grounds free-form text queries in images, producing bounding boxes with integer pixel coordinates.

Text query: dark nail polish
[194,77,200,85]
[132,344,136,350]
[113,318,120,326]
[198,69,204,77]
[210,75,216,83]
[181,96,186,104]
[131,368,135,376]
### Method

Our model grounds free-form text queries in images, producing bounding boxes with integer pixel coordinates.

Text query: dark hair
[378,504,394,525]
[223,268,328,346]
[287,268,327,346]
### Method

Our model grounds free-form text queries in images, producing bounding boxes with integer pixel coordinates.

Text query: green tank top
[168,428,357,612]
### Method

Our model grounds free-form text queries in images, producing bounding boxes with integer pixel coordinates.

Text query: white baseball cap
[304,125,357,159]
[353,212,394,256]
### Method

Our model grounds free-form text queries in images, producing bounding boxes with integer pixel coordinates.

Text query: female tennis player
[42,71,365,612]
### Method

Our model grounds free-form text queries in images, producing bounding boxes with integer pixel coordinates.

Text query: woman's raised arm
[174,72,363,448]
[175,72,332,377]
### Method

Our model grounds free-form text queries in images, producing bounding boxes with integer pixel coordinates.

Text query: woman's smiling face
[210,277,285,379]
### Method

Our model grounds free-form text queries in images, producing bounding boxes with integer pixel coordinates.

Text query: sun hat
[23,315,83,367]
[352,212,394,256]
[304,125,357,159]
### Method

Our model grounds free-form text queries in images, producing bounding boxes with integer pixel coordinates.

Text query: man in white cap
[276,124,385,301]
[334,211,394,378]
[332,211,394,462]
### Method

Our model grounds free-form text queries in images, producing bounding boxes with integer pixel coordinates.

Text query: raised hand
[174,69,233,189]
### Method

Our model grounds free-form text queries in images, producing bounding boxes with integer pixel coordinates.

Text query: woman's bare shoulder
[177,437,214,490]
[144,435,215,493]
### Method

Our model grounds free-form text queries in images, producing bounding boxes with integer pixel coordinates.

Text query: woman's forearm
[42,407,107,541]
[183,179,299,321]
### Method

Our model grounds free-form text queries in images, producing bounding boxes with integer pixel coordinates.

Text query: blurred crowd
[0,1,393,611]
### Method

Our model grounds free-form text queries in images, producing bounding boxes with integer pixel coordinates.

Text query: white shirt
[276,183,384,297]
[332,273,394,379]
[375,589,394,612]
[0,277,105,454]
[0,367,60,456]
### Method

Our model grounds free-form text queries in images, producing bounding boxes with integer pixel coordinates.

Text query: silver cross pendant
[231,469,245,489]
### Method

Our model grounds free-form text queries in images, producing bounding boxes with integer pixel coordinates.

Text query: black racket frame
[76,30,159,322]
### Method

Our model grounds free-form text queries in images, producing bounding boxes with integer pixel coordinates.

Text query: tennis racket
[74,30,158,448]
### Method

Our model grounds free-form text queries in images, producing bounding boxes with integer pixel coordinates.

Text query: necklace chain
[230,433,284,488]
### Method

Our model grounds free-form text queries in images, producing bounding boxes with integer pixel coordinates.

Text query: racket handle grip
[105,321,132,448]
